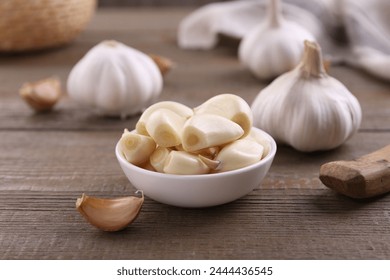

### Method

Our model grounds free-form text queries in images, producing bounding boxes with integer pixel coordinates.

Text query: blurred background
[98,0,226,6]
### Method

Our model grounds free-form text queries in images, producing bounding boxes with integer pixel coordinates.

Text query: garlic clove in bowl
[67,40,163,118]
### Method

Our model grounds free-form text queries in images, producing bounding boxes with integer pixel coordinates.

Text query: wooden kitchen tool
[319,144,390,198]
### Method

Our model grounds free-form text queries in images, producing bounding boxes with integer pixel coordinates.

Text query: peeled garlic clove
[182,114,244,152]
[216,139,264,172]
[76,192,144,232]
[149,54,175,76]
[238,0,316,80]
[163,150,210,175]
[140,161,156,172]
[150,146,171,173]
[194,93,253,137]
[136,101,193,136]
[198,154,221,170]
[19,77,61,112]
[195,146,220,158]
[145,109,186,147]
[119,129,156,165]
[245,129,271,158]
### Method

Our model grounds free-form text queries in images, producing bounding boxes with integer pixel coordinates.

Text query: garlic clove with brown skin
[19,77,62,112]
[149,54,175,76]
[76,191,144,232]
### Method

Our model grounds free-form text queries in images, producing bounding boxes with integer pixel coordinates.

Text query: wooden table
[1,8,390,260]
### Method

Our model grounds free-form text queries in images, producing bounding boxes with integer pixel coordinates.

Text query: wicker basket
[0,0,96,52]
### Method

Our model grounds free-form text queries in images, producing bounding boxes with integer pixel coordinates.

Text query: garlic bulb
[239,0,315,80]
[251,41,362,152]
[67,40,163,118]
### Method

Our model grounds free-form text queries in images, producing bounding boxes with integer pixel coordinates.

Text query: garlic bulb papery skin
[239,0,316,80]
[251,41,362,152]
[67,40,163,118]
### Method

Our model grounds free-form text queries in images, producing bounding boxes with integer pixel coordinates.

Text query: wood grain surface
[1,8,390,260]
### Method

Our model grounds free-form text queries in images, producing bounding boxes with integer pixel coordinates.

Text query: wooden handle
[319,144,390,198]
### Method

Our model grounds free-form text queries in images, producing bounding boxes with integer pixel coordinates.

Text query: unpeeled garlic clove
[149,54,175,76]
[145,108,186,147]
[216,139,264,172]
[119,129,156,165]
[76,191,144,232]
[194,93,253,137]
[19,77,62,112]
[182,114,244,152]
[163,150,210,175]
[136,101,193,136]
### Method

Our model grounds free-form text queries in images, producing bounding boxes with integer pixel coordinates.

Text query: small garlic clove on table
[76,191,144,232]
[149,54,175,76]
[19,77,62,112]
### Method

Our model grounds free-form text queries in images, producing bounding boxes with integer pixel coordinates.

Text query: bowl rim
[115,127,277,179]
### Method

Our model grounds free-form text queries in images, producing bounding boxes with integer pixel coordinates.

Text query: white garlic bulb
[251,40,362,152]
[67,40,163,118]
[239,0,315,80]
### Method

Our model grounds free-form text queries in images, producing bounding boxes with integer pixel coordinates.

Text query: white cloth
[178,0,390,80]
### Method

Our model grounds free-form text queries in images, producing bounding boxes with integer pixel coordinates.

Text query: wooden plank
[1,188,390,259]
[0,9,389,131]
[1,7,390,261]
[0,130,388,192]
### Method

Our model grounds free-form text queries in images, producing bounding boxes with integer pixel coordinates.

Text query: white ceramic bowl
[115,128,277,208]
